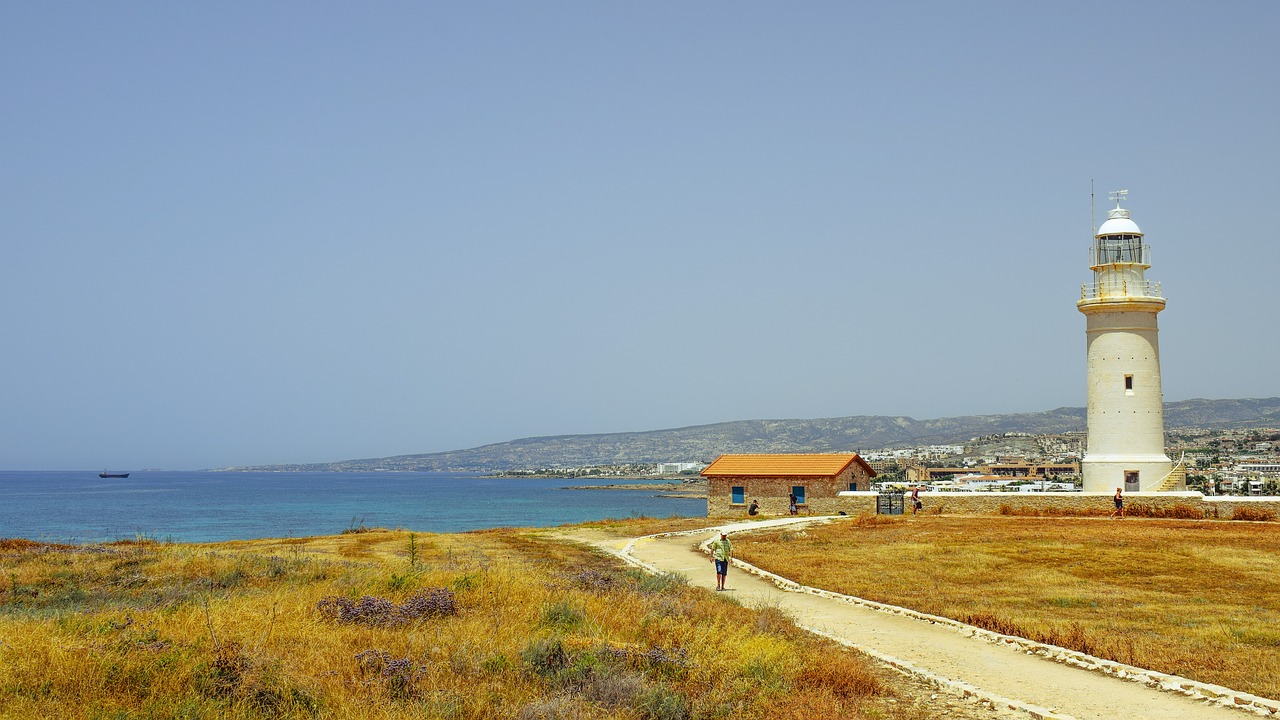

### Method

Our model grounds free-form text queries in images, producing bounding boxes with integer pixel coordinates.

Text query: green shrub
[522,637,570,677]
[539,600,585,631]
[640,684,689,720]
[636,572,687,595]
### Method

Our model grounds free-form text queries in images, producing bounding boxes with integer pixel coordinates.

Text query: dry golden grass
[567,516,725,539]
[1,528,937,720]
[733,515,1280,699]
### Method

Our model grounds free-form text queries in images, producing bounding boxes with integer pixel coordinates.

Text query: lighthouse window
[1125,374,1134,393]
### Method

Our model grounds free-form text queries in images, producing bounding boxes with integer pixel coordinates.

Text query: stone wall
[903,491,1204,517]
[708,488,1280,520]
[1201,496,1280,520]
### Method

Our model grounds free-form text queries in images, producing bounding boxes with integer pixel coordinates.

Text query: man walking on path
[911,486,922,515]
[711,532,733,590]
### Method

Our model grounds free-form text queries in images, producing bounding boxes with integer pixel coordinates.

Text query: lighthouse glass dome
[1091,208,1150,265]
[1092,234,1148,265]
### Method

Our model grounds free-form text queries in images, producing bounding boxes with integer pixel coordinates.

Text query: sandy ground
[560,517,1264,720]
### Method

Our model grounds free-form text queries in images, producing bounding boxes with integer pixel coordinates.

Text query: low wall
[1202,496,1280,519]
[709,491,1280,520]
[806,492,880,517]
[910,491,1204,516]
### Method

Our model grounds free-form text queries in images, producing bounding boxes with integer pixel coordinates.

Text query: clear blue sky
[3,2,1277,470]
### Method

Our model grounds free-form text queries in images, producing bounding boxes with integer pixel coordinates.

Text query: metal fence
[876,492,904,515]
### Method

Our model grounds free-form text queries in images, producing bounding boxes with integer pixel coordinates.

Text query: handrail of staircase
[1152,451,1187,492]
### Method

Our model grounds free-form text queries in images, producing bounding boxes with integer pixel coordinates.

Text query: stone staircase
[1153,452,1187,492]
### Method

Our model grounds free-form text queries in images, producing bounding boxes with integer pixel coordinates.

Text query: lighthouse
[1078,190,1178,493]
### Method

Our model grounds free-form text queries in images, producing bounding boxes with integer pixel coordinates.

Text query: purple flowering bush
[353,649,421,699]
[316,587,458,627]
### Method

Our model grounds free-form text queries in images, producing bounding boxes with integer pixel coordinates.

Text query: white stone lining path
[570,516,1279,720]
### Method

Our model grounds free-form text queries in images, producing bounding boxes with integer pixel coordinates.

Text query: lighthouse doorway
[1125,471,1140,492]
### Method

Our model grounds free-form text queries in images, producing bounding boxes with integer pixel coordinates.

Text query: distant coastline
[213,398,1280,475]
[561,478,707,498]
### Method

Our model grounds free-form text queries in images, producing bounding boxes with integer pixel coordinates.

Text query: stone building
[702,453,877,517]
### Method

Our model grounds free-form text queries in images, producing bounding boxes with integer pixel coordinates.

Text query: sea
[0,471,707,544]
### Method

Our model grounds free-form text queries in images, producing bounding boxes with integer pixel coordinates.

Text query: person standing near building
[911,486,923,515]
[711,532,733,591]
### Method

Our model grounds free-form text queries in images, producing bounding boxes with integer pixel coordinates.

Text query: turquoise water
[0,471,706,544]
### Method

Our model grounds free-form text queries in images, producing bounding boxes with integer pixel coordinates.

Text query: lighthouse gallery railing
[1080,279,1163,301]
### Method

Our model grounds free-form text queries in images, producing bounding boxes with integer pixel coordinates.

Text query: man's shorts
[714,560,728,574]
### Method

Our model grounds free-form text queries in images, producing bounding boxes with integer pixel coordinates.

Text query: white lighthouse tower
[1078,190,1178,493]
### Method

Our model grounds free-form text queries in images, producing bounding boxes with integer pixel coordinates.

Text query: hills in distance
[229,397,1280,474]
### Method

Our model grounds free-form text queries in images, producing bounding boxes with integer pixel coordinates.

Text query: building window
[1124,374,1134,394]
[731,486,745,504]
[848,481,858,492]
[1124,471,1139,491]
[791,486,807,505]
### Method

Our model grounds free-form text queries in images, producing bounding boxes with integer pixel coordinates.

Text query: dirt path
[561,518,1272,720]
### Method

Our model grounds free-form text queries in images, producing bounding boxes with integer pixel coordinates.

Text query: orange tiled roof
[701,453,873,478]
